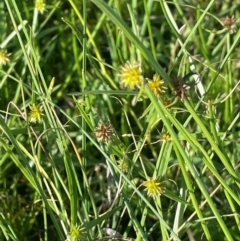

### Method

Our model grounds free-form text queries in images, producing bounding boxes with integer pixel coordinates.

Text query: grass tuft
[0,0,240,241]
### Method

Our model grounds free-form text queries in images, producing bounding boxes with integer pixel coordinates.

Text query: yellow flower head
[119,61,143,90]
[143,177,165,198]
[69,224,87,241]
[28,104,44,123]
[161,132,171,142]
[95,121,115,143]
[148,74,167,98]
[35,0,46,14]
[0,50,11,65]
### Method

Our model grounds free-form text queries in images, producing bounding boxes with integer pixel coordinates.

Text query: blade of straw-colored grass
[0,20,28,48]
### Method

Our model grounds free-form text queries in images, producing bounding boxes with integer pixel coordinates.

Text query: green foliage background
[0,0,240,241]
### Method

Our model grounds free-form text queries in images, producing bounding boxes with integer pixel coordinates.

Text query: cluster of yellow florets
[0,50,11,65]
[118,61,167,99]
[35,0,46,14]
[143,177,165,199]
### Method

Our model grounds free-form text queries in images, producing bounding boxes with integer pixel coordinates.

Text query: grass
[0,0,240,240]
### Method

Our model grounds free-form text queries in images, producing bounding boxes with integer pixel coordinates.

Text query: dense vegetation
[0,0,240,241]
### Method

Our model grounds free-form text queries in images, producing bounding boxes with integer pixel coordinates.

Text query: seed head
[95,121,115,143]
[172,78,190,101]
[222,16,237,34]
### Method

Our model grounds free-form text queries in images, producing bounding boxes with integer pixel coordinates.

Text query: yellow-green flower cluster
[0,50,11,65]
[118,61,167,99]
[147,73,167,98]
[117,159,130,173]
[28,104,44,123]
[143,177,165,199]
[69,224,87,241]
[119,61,143,90]
[95,121,115,143]
[161,132,171,142]
[35,0,46,14]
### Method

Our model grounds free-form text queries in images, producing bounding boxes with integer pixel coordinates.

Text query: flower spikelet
[117,159,130,173]
[0,50,11,65]
[143,177,165,198]
[161,132,171,142]
[35,0,46,14]
[0,136,10,147]
[119,61,143,90]
[69,224,87,241]
[161,96,172,107]
[28,104,44,123]
[172,77,190,100]
[95,121,115,143]
[148,74,167,98]
[222,16,237,34]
